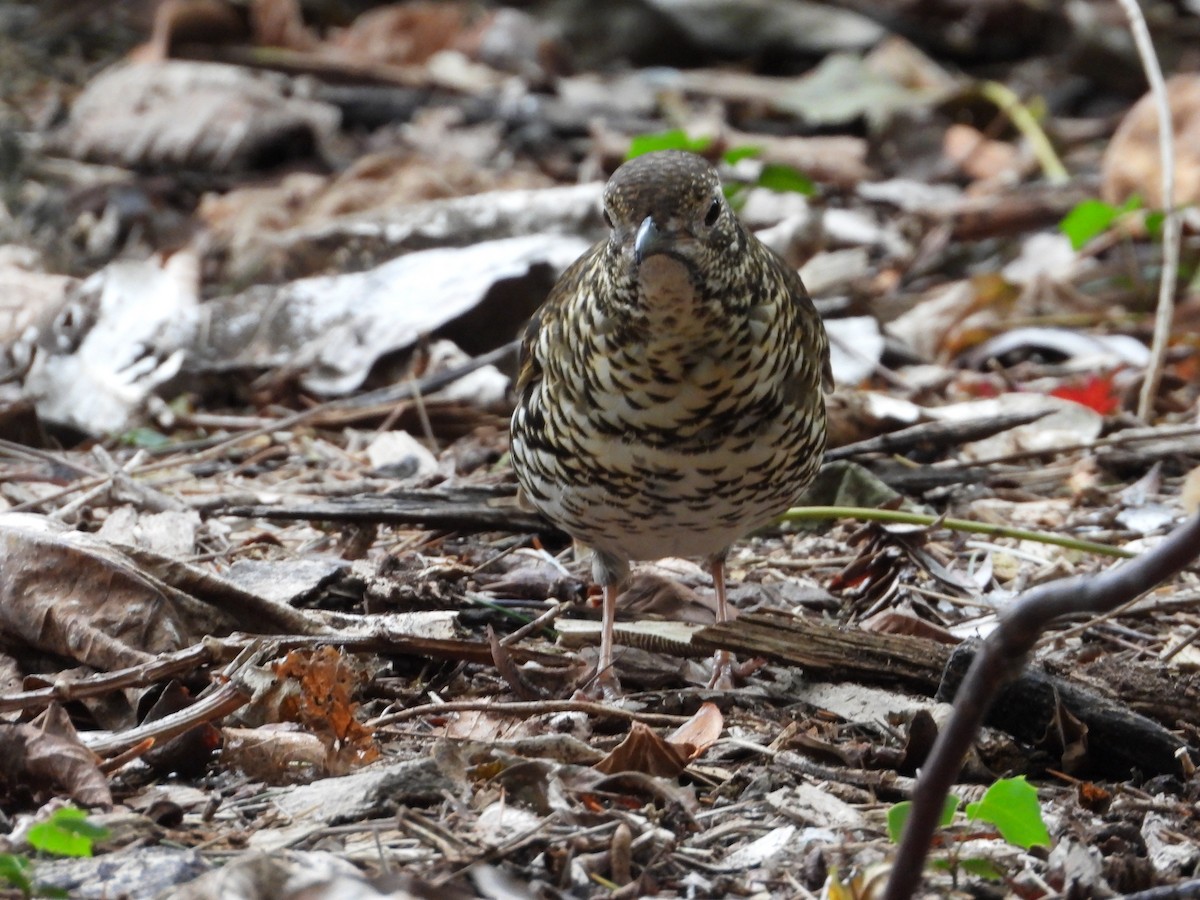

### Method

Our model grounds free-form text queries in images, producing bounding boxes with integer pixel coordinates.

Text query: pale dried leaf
[194,234,587,396]
[826,316,884,387]
[22,253,200,435]
[1102,74,1200,207]
[667,701,723,757]
[53,61,339,172]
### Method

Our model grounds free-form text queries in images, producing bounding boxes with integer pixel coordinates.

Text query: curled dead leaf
[594,703,723,777]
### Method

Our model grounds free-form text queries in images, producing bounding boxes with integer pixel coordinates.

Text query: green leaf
[1059,199,1120,250]
[960,858,1005,880]
[965,776,1051,850]
[722,182,748,210]
[119,427,170,449]
[722,145,761,165]
[886,802,909,842]
[886,794,959,843]
[0,853,33,896]
[1145,210,1165,239]
[1059,195,1142,250]
[931,857,1004,880]
[756,163,815,196]
[627,130,712,159]
[27,808,109,859]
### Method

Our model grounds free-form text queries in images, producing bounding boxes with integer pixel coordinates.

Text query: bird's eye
[602,208,613,228]
[704,198,721,227]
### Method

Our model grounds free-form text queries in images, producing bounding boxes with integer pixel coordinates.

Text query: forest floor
[0,1,1199,898]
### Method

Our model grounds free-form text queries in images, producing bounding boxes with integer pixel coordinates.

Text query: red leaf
[1049,374,1120,414]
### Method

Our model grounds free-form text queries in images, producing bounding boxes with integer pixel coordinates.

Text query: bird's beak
[634,216,665,265]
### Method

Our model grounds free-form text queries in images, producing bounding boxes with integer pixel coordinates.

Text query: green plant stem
[978,81,1069,184]
[779,506,1134,559]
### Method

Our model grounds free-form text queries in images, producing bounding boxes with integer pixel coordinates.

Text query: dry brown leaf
[222,726,330,783]
[438,709,529,743]
[594,703,723,777]
[593,721,689,777]
[0,513,234,679]
[53,61,339,174]
[1102,74,1200,207]
[250,0,318,51]
[332,2,468,66]
[943,123,1019,183]
[886,275,1020,362]
[666,702,723,759]
[618,570,717,624]
[860,609,959,645]
[0,705,113,810]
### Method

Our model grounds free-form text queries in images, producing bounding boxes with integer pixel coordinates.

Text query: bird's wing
[514,301,547,399]
[515,243,605,399]
[773,254,834,393]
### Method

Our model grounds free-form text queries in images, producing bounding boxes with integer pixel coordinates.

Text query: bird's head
[601,151,742,280]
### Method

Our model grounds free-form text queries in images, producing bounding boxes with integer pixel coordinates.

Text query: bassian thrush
[510,150,831,696]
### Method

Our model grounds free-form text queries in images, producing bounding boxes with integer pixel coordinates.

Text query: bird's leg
[595,579,621,699]
[577,550,628,701]
[708,554,735,690]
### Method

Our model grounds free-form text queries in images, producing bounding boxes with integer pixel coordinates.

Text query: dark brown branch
[883,511,1200,900]
[221,495,551,534]
[825,409,1050,461]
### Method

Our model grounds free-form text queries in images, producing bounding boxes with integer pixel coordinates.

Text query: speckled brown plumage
[510,150,831,695]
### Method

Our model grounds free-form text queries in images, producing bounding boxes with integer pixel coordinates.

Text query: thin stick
[1116,0,1180,421]
[977,81,1068,183]
[780,505,1135,559]
[500,600,565,646]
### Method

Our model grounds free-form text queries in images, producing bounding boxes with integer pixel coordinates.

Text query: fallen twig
[1116,0,1180,420]
[369,698,692,729]
[824,409,1051,461]
[780,505,1137,559]
[977,80,1068,183]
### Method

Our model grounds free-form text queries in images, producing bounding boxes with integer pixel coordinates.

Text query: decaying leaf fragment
[268,646,380,774]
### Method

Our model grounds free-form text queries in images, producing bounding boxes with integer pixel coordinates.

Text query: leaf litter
[1,1,1200,898]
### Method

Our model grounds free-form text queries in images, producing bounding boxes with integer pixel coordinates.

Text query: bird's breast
[578,321,788,451]
[634,254,709,335]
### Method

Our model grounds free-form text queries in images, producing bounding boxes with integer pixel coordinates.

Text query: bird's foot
[707,650,735,690]
[734,656,767,679]
[706,652,765,689]
[573,665,622,702]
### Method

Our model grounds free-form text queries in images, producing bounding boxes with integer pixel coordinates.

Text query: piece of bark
[1070,656,1200,733]
[697,612,1192,777]
[694,610,949,692]
[939,643,1190,778]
